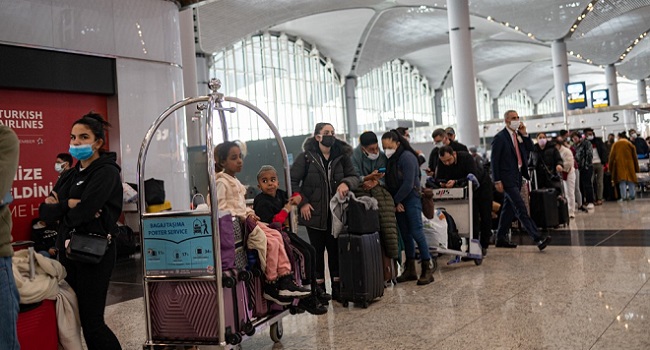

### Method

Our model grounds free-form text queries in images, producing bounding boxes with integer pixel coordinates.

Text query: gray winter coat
[291,137,359,230]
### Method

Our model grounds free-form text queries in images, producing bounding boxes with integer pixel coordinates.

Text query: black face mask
[320,135,336,148]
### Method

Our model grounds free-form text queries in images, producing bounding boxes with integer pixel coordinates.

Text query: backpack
[438,208,462,251]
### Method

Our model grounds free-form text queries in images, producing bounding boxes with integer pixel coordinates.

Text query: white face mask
[384,149,396,158]
[631,133,637,138]
[587,135,594,140]
[434,141,444,148]
[538,139,547,147]
[509,120,521,131]
[366,152,379,160]
[54,163,65,173]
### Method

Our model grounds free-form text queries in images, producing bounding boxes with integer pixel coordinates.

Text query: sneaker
[586,203,595,209]
[314,284,332,304]
[263,283,292,305]
[298,295,327,315]
[276,275,311,298]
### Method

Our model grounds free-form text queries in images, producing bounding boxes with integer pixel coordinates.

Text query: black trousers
[60,242,121,350]
[579,166,595,204]
[474,183,494,249]
[306,225,339,285]
[288,232,317,292]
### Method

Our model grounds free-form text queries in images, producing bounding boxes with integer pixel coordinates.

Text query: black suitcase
[603,172,618,201]
[557,196,569,226]
[530,189,560,228]
[338,232,384,308]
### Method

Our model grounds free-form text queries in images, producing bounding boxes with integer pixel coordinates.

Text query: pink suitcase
[148,269,253,345]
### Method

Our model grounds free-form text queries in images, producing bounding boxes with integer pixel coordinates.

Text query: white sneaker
[586,203,595,209]
[569,212,575,219]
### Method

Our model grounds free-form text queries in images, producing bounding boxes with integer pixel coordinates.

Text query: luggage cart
[428,186,483,266]
[138,78,293,349]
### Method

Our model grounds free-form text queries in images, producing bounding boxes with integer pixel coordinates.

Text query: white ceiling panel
[567,6,650,65]
[355,7,450,76]
[468,0,589,41]
[196,0,382,53]
[194,0,650,102]
[270,8,375,75]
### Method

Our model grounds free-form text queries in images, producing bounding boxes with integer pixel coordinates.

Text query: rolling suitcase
[530,189,560,228]
[148,269,253,345]
[338,232,384,308]
[603,172,618,201]
[18,300,58,350]
[13,242,58,350]
[557,195,569,226]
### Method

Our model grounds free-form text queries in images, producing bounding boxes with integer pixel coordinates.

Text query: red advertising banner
[0,89,108,242]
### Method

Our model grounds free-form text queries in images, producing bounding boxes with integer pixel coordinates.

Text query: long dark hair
[381,129,418,157]
[214,141,240,172]
[313,122,333,136]
[72,112,110,151]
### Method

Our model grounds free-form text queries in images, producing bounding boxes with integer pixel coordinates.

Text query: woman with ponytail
[40,112,122,349]
[381,130,433,286]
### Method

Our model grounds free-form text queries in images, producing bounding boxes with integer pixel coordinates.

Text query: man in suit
[491,110,551,251]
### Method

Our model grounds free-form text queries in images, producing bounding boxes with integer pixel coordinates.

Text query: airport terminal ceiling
[177,0,650,105]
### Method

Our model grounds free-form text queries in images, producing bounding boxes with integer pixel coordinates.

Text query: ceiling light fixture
[568,0,599,39]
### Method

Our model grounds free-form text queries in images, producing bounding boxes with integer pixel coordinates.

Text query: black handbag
[65,230,109,264]
[144,178,165,205]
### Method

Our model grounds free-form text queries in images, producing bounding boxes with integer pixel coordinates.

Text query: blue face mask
[69,144,95,161]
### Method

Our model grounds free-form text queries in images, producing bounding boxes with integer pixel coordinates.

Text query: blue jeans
[396,191,431,261]
[618,181,636,200]
[496,185,542,243]
[0,256,20,350]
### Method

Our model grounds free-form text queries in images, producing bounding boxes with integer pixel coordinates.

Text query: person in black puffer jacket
[529,132,564,192]
[39,112,122,350]
[290,122,359,302]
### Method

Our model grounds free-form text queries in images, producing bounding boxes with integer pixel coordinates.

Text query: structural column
[179,9,202,146]
[434,88,443,125]
[638,79,648,104]
[551,39,570,113]
[447,0,479,146]
[491,98,499,119]
[605,64,619,106]
[345,76,359,141]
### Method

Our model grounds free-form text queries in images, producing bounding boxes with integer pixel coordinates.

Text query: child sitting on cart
[253,165,330,315]
[213,142,310,305]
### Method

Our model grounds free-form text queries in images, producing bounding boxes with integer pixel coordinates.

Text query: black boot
[331,280,341,302]
[315,283,332,304]
[417,259,434,285]
[298,295,327,315]
[396,259,418,283]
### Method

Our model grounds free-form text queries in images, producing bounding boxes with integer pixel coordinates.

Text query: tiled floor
[105,199,650,349]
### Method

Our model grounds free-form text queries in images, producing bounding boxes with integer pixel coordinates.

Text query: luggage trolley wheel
[474,258,483,266]
[226,332,243,345]
[360,301,369,309]
[270,321,283,343]
[431,257,438,273]
[342,301,349,308]
[238,270,253,282]
[243,322,256,337]
[222,275,236,288]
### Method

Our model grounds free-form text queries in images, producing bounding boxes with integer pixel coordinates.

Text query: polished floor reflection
[105,198,650,349]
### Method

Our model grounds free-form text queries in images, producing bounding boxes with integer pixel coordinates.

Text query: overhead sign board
[591,89,610,108]
[566,81,587,110]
